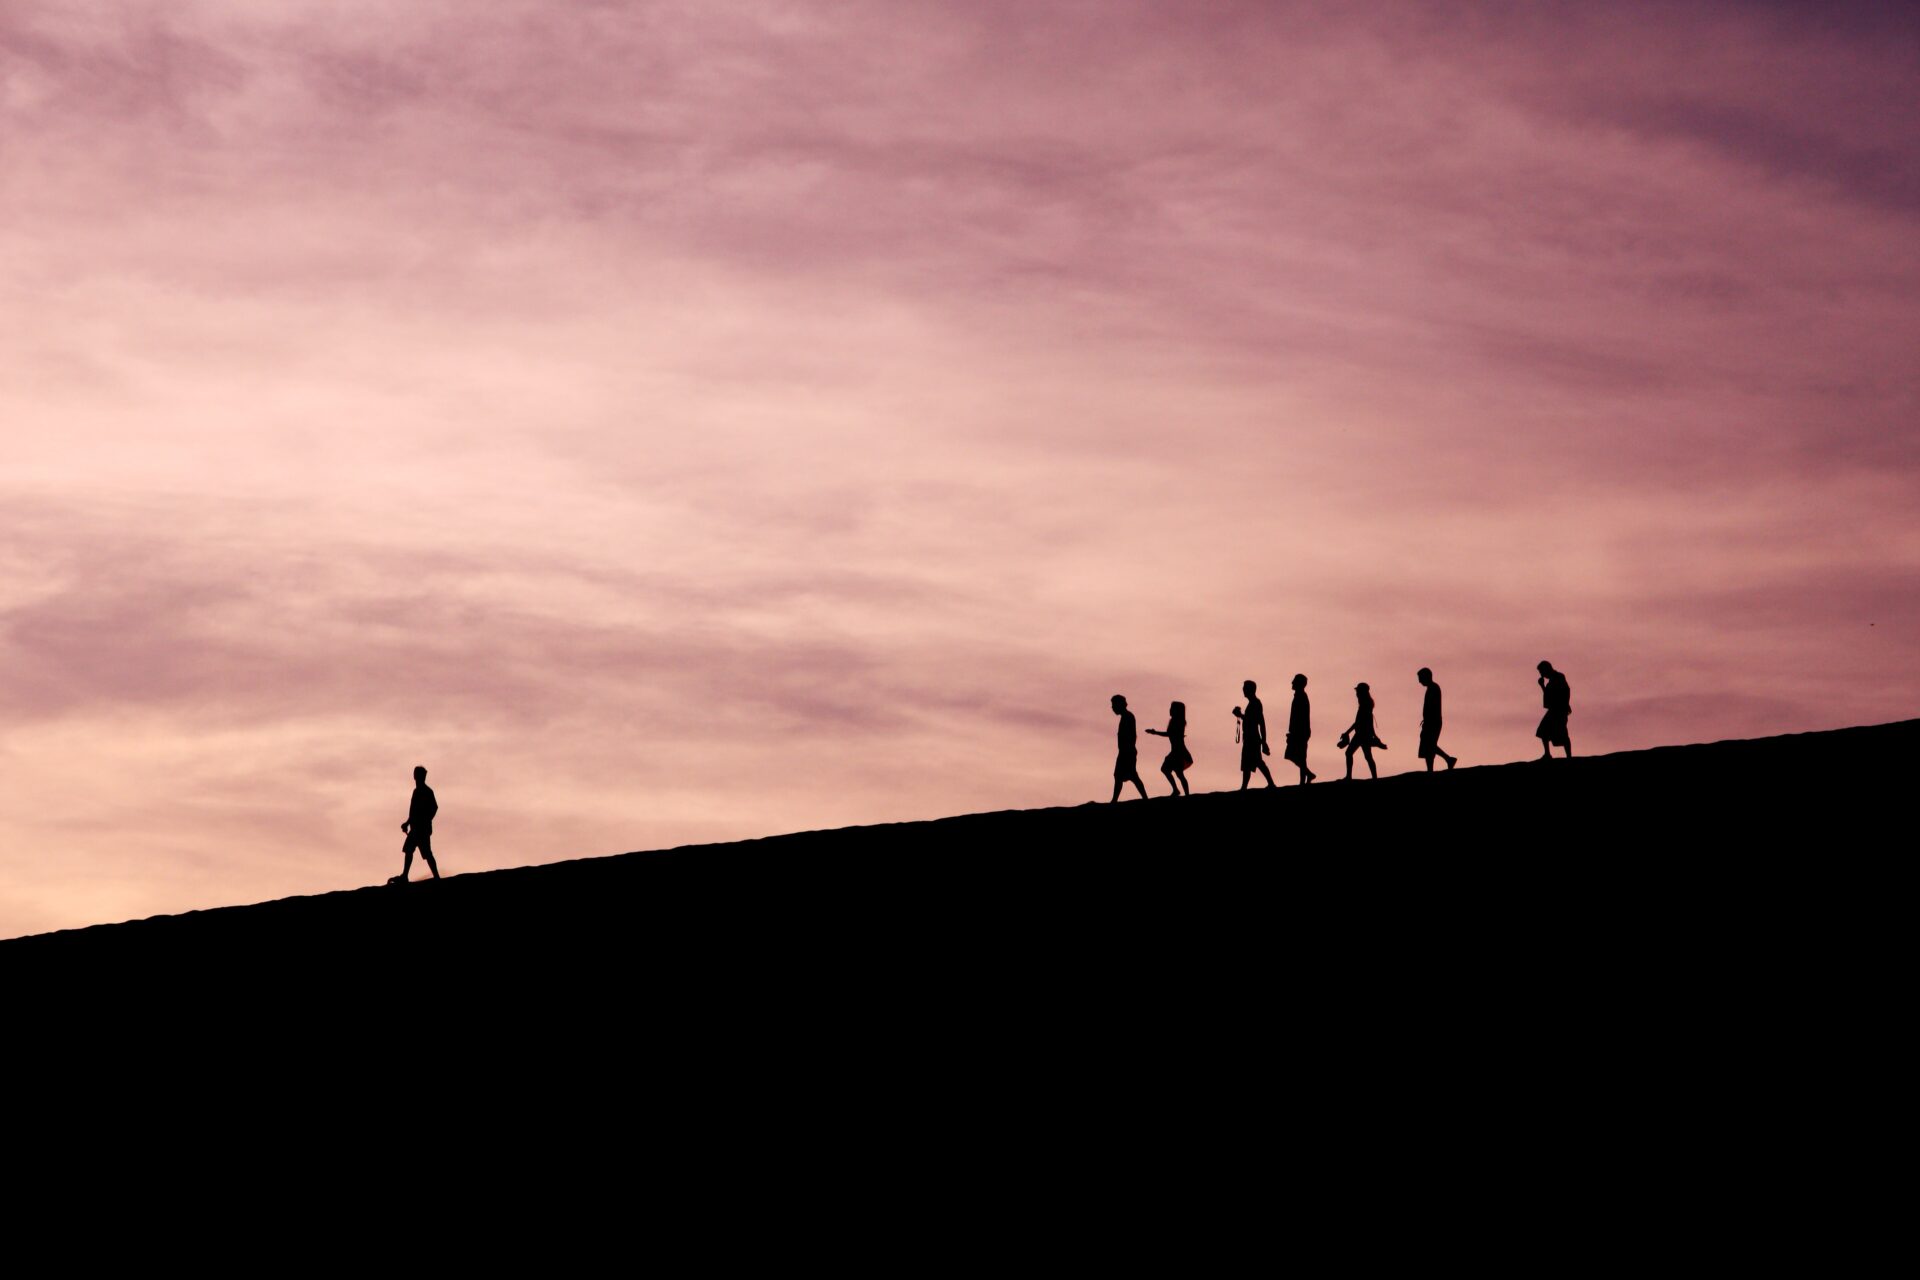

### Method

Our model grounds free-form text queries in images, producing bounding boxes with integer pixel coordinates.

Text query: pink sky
[3,1,1917,936]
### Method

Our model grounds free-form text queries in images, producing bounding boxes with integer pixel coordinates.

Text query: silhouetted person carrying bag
[1233,680,1276,790]
[1285,673,1314,784]
[1144,701,1193,796]
[1110,696,1149,802]
[1416,667,1458,771]
[1337,682,1387,779]
[391,765,441,884]
[1536,661,1572,759]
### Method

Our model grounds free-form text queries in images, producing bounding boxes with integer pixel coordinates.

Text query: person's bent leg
[421,849,439,879]
[1344,746,1356,779]
[1363,745,1377,779]
[1241,771,1251,791]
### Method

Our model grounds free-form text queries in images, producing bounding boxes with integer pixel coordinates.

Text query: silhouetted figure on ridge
[391,765,440,884]
[1416,668,1458,772]
[1110,695,1149,803]
[1234,679,1276,790]
[1337,682,1387,780]
[1143,700,1193,796]
[1284,673,1315,784]
[1536,661,1572,759]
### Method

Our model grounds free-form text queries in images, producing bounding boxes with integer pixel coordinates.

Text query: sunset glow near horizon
[3,1,1917,936]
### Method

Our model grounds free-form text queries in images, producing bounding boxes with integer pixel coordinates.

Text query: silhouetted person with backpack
[1143,700,1193,796]
[1234,679,1276,790]
[391,765,440,884]
[1110,695,1149,802]
[1536,661,1572,759]
[1284,673,1314,784]
[1416,667,1457,771]
[1338,682,1387,779]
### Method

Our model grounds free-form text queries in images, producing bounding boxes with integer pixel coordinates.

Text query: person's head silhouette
[1169,700,1185,721]
[1111,694,1127,714]
[1417,668,1433,686]
[1243,680,1257,698]
[1355,682,1371,704]
[1537,661,1555,676]
[1292,674,1306,691]
[413,765,428,783]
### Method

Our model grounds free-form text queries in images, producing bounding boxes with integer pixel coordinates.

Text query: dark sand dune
[10,721,1908,990]
[11,723,1905,1226]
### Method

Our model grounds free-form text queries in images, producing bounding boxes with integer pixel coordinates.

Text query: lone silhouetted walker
[1110,695,1149,803]
[1234,680,1276,790]
[391,765,441,884]
[1338,682,1387,779]
[1285,673,1315,784]
[1536,661,1572,759]
[1416,667,1458,772]
[1143,701,1193,796]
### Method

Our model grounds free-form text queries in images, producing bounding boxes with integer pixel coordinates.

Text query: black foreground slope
[14,728,1908,1245]
[10,722,1910,993]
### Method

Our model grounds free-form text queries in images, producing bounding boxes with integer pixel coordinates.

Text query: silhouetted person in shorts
[391,765,440,884]
[1284,673,1314,784]
[1338,682,1387,779]
[1234,680,1275,790]
[1536,661,1572,759]
[1110,695,1149,802]
[1416,667,1457,772]
[1144,700,1193,796]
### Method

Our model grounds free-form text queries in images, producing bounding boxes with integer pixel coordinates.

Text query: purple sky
[3,1,1917,935]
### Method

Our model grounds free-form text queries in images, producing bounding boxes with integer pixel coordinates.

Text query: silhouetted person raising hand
[1234,680,1276,790]
[391,765,441,885]
[1284,673,1315,784]
[1416,668,1457,772]
[1110,696,1149,803]
[1536,661,1572,759]
[1144,700,1193,796]
[1337,682,1387,780]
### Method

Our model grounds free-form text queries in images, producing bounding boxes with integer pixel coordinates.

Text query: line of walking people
[1108,661,1572,800]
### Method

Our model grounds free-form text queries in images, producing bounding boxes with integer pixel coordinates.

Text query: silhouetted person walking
[1144,701,1193,796]
[1338,683,1387,779]
[1536,661,1572,759]
[1234,680,1276,790]
[1110,695,1149,802]
[1284,673,1314,784]
[1416,668,1457,772]
[391,765,440,885]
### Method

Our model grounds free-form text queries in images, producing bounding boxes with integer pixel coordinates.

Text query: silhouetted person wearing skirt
[391,765,440,885]
[1110,695,1149,802]
[1416,667,1457,771]
[1338,683,1387,780]
[1234,679,1276,790]
[1536,661,1572,759]
[1144,701,1192,796]
[1284,673,1314,784]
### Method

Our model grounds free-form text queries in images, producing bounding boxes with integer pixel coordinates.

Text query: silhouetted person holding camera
[1284,673,1314,784]
[1144,700,1192,796]
[391,765,441,884]
[1416,668,1457,771]
[1110,695,1149,802]
[1536,661,1572,759]
[1338,682,1387,779]
[1234,680,1276,790]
